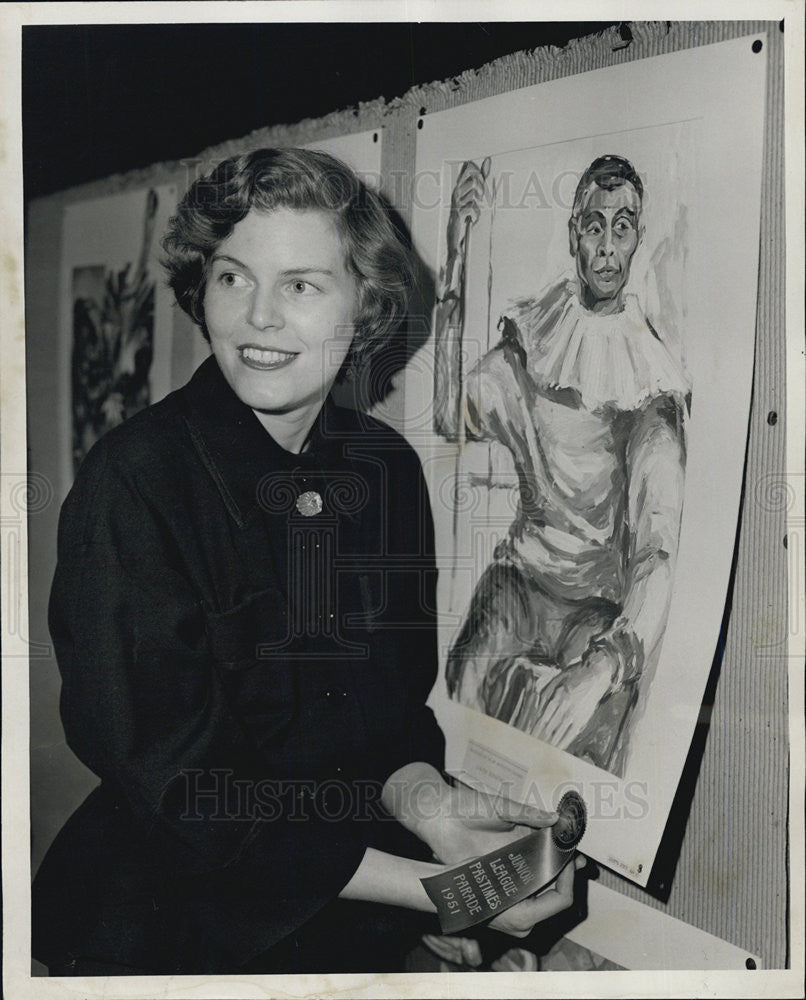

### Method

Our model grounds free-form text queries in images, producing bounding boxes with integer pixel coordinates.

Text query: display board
[406,37,767,886]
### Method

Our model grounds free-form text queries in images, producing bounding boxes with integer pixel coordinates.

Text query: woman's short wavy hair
[162,147,415,374]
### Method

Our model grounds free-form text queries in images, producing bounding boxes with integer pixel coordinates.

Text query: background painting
[407,37,767,884]
[70,190,158,469]
[60,186,177,481]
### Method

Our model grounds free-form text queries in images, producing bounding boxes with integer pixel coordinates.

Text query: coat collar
[179,355,357,528]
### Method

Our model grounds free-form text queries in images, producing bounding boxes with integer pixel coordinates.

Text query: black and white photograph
[1,5,802,999]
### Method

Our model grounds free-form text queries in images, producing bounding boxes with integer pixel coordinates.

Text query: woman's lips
[239,345,298,370]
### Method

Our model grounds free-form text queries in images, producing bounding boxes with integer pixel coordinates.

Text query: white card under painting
[406,38,766,884]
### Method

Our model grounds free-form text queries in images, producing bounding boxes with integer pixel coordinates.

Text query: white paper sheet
[304,127,383,187]
[408,36,767,885]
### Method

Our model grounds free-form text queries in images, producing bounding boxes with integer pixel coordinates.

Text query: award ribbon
[421,790,586,934]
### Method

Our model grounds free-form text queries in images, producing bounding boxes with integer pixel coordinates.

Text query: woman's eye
[290,279,316,294]
[217,272,247,288]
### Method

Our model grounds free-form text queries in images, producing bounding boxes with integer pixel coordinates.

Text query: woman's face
[204,207,358,428]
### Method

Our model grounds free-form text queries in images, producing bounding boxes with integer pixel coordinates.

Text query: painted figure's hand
[446,160,486,257]
[531,650,613,749]
[382,763,557,866]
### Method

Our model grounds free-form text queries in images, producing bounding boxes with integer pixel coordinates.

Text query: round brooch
[552,790,587,852]
[295,490,323,517]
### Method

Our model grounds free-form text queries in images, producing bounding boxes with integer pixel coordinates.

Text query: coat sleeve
[394,454,445,775]
[48,436,370,963]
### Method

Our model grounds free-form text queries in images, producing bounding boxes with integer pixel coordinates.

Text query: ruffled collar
[503,279,690,413]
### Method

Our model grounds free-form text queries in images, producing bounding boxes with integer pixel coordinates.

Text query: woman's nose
[248,287,285,330]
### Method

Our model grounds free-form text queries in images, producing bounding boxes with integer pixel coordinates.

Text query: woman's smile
[238,345,298,370]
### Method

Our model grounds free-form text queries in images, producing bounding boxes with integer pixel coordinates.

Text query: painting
[70,190,160,469]
[60,186,177,482]
[433,149,691,779]
[407,37,767,882]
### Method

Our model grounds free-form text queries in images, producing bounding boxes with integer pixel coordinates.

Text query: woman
[32,148,581,976]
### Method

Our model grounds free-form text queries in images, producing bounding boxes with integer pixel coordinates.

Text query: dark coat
[32,356,445,974]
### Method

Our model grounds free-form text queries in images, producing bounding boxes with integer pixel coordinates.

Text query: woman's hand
[382,762,558,867]
[380,764,585,942]
[488,855,584,938]
[422,854,584,949]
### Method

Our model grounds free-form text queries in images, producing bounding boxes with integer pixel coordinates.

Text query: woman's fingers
[493,797,558,829]
[485,855,585,938]
[492,855,584,935]
[512,860,578,924]
[452,778,558,830]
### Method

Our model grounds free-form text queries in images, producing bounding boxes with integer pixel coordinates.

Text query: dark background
[22,21,622,203]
